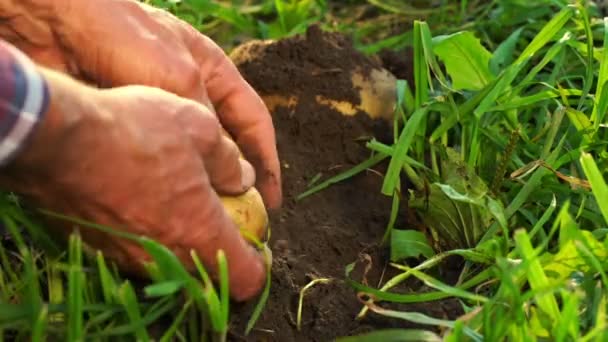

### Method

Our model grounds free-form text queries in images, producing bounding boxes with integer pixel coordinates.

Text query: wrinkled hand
[0,0,281,208]
[2,67,268,301]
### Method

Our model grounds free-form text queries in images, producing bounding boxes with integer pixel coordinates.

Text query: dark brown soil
[378,47,415,87]
[228,26,463,341]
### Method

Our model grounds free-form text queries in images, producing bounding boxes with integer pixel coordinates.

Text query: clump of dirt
[232,24,381,108]
[229,25,462,342]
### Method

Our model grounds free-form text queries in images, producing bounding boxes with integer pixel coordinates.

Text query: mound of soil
[228,26,462,341]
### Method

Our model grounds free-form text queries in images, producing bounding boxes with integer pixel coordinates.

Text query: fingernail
[240,159,256,190]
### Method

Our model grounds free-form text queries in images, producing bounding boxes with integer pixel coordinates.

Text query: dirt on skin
[227,26,463,342]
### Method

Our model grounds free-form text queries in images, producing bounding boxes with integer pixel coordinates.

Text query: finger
[174,101,255,195]
[187,33,282,209]
[185,165,268,301]
[204,133,256,195]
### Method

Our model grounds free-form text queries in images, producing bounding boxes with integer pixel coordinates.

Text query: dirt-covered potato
[229,34,398,122]
[222,26,398,245]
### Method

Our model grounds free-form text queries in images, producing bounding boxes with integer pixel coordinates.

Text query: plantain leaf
[409,148,502,250]
[433,31,495,91]
[391,230,435,262]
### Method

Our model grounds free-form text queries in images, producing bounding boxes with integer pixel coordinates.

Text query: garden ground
[3,1,608,341]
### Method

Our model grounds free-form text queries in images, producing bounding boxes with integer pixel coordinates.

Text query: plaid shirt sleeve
[0,39,50,167]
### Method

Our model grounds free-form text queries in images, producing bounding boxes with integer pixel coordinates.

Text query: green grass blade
[117,281,150,341]
[514,6,574,65]
[580,152,608,224]
[513,229,560,322]
[360,303,483,341]
[245,247,273,335]
[297,152,388,200]
[382,194,401,244]
[67,233,84,342]
[392,265,488,303]
[160,300,192,342]
[413,21,429,110]
[554,290,579,340]
[31,304,48,342]
[190,251,223,333]
[381,107,429,195]
[217,250,229,333]
[365,140,429,170]
[576,1,594,112]
[96,251,118,304]
[593,18,608,127]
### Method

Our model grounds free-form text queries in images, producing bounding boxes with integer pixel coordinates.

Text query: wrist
[0,41,108,185]
[10,67,106,171]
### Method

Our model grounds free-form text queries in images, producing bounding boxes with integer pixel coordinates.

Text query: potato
[218,129,269,243]
[220,187,268,243]
[315,66,398,121]
[229,38,398,122]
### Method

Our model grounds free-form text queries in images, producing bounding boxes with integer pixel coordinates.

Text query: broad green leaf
[542,230,607,281]
[433,31,494,90]
[409,148,498,249]
[390,230,435,261]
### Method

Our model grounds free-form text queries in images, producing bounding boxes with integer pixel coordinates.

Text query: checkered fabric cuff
[0,39,50,167]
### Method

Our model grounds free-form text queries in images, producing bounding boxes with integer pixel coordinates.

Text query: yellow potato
[220,187,268,243]
[218,129,269,243]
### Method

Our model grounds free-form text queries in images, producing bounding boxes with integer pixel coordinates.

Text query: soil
[378,47,415,88]
[228,26,463,341]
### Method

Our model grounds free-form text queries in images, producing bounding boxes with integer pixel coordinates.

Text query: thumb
[186,165,268,301]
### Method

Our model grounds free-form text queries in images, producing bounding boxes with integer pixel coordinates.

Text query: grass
[3,0,608,341]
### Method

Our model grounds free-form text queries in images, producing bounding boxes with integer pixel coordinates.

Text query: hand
[0,0,282,209]
[1,67,268,301]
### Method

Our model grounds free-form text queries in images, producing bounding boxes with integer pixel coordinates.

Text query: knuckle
[173,56,201,94]
[175,101,221,151]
